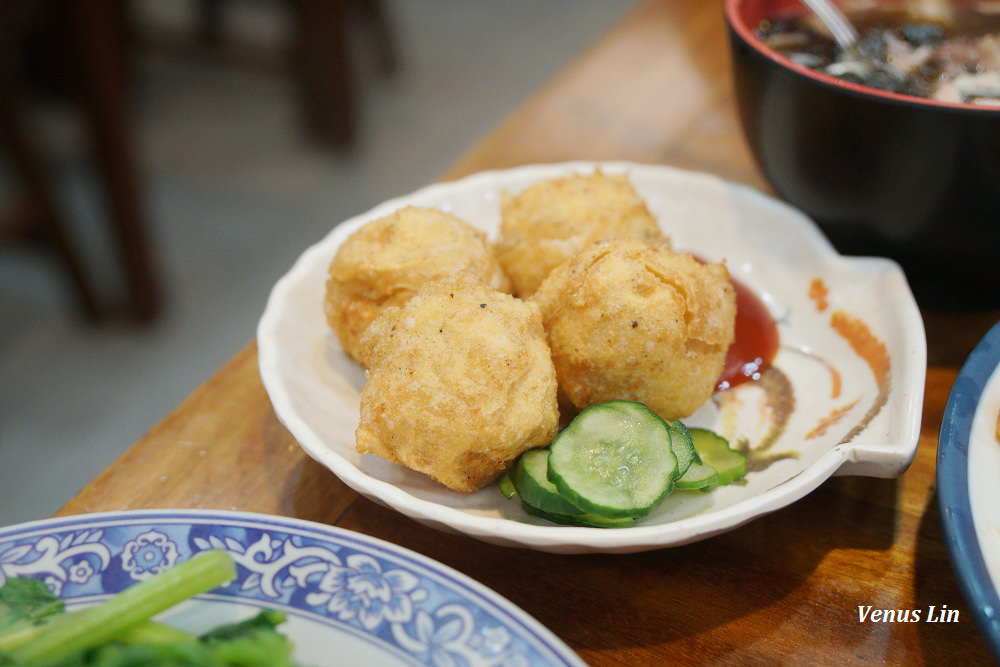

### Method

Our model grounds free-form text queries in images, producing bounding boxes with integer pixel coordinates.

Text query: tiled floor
[0,1,633,526]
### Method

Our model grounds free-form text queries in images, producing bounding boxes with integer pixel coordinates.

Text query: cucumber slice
[498,471,518,499]
[513,448,641,528]
[666,419,697,479]
[690,428,747,485]
[511,448,583,516]
[547,401,677,519]
[675,461,720,492]
[521,501,637,528]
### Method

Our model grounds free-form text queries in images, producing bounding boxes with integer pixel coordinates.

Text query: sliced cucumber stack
[506,448,638,528]
[547,401,678,519]
[512,447,584,517]
[521,500,638,528]
[675,461,720,492]
[664,419,697,479]
[689,428,747,486]
[501,401,748,528]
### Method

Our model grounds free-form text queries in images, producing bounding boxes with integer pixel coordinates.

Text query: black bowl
[725,0,1000,307]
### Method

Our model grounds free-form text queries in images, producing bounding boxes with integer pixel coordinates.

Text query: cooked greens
[0,549,300,666]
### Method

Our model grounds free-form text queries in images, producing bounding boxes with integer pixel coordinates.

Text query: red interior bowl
[724,0,1000,306]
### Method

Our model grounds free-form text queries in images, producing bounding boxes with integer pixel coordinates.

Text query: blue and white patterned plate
[0,510,584,666]
[939,319,1000,663]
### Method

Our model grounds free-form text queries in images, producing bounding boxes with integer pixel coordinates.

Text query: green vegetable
[674,461,720,492]
[0,577,64,628]
[689,428,747,485]
[665,419,697,479]
[546,401,678,519]
[520,500,637,528]
[509,447,638,528]
[56,611,296,666]
[0,577,65,656]
[115,620,198,646]
[0,549,301,666]
[200,608,288,644]
[499,401,750,527]
[497,471,518,499]
[512,448,585,517]
[6,549,234,664]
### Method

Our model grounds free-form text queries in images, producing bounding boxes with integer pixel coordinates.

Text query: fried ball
[494,169,668,297]
[531,238,736,421]
[356,273,559,493]
[324,206,510,365]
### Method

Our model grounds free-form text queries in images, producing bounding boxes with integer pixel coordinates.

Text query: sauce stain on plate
[714,276,895,473]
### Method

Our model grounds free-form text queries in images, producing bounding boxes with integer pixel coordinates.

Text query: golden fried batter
[356,273,559,492]
[324,206,510,365]
[531,239,736,421]
[494,170,668,297]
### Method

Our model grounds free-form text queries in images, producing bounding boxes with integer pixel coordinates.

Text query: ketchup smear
[716,278,779,392]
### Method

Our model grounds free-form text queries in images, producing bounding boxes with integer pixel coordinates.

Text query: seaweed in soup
[758,5,1000,105]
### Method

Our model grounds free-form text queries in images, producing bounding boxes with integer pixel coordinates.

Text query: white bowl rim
[256,160,928,554]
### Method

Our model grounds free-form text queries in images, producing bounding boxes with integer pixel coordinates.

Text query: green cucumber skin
[666,419,698,479]
[512,448,584,516]
[520,501,637,529]
[689,428,747,485]
[546,401,677,519]
[498,471,518,499]
[675,461,720,492]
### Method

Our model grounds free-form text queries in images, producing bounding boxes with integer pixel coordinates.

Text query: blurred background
[0,0,634,525]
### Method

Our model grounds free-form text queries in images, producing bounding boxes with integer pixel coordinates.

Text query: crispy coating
[356,273,560,493]
[494,170,668,297]
[324,206,510,365]
[531,239,736,421]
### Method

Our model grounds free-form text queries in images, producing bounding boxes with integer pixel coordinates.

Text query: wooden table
[57,1,1000,663]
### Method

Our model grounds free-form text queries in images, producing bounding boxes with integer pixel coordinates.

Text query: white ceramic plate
[939,319,1000,661]
[0,509,584,665]
[257,161,926,554]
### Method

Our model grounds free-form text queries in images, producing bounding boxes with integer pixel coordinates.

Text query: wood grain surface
[57,1,1000,663]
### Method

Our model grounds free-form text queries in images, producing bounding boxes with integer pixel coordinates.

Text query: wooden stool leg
[67,0,161,322]
[290,0,355,149]
[197,0,226,47]
[357,0,398,75]
[0,84,103,319]
[0,15,104,320]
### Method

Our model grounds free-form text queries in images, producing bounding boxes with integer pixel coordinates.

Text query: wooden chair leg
[357,0,399,75]
[290,0,355,149]
[192,0,398,149]
[197,0,225,47]
[67,0,161,322]
[0,29,103,319]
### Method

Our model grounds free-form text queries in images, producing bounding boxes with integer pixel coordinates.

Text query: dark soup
[758,1,1000,104]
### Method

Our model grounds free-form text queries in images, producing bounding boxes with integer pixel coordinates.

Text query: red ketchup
[716,278,779,392]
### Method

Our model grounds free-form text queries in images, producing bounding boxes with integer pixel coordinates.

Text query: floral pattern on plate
[0,510,583,666]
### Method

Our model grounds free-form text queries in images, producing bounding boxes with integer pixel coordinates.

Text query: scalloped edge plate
[0,509,584,665]
[257,161,926,554]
